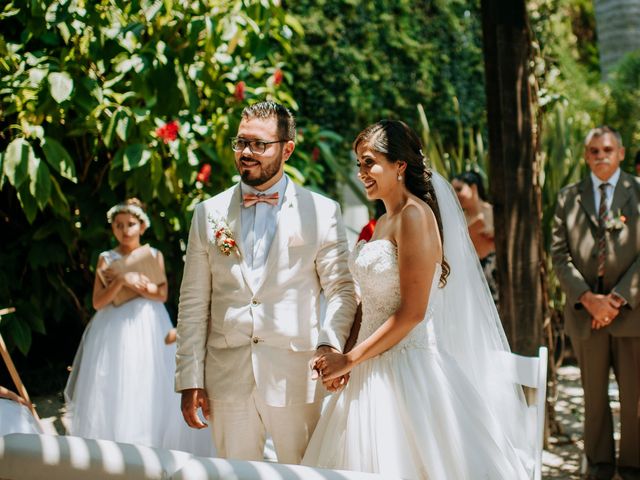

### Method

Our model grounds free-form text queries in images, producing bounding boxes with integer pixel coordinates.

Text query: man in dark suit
[552,126,640,480]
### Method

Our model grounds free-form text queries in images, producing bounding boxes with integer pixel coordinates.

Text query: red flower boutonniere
[208,216,239,256]
[604,209,627,231]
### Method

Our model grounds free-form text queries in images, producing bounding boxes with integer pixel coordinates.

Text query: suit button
[252,337,261,344]
[251,299,260,306]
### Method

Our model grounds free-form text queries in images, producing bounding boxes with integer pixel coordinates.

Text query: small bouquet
[604,210,627,231]
[208,215,239,256]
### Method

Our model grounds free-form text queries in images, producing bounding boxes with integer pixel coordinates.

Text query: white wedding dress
[302,239,532,479]
[65,248,214,456]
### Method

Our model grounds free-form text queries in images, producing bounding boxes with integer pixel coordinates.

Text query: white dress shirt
[240,175,288,281]
[590,168,620,213]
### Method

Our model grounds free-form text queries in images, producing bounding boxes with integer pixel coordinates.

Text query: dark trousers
[572,329,640,479]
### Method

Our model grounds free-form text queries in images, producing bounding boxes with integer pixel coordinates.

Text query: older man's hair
[584,125,623,147]
[241,101,296,142]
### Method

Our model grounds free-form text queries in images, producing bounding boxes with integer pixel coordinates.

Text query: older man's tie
[596,183,610,292]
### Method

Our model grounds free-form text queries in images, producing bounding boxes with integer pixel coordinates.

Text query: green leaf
[41,137,77,182]
[116,115,130,142]
[102,109,122,148]
[3,138,33,188]
[33,160,52,209]
[0,152,4,190]
[123,143,151,171]
[26,310,46,335]
[6,316,32,355]
[48,71,74,103]
[17,183,37,223]
[33,221,59,240]
[48,177,70,219]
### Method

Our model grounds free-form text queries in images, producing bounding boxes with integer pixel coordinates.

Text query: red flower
[234,81,245,101]
[312,146,320,162]
[197,163,212,183]
[156,120,179,144]
[357,219,377,243]
[273,69,283,86]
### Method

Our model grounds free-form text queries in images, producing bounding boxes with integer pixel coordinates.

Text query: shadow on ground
[31,365,623,480]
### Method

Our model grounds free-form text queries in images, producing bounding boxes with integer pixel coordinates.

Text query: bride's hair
[353,120,450,286]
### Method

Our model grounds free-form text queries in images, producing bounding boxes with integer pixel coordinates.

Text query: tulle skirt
[302,345,531,480]
[0,398,42,436]
[64,297,215,456]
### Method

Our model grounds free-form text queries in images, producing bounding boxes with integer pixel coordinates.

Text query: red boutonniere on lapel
[208,215,239,256]
[604,209,627,231]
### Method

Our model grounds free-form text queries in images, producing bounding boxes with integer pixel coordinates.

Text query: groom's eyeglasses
[231,137,286,155]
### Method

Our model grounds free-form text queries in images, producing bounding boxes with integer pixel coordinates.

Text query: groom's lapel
[226,185,254,293]
[254,180,302,293]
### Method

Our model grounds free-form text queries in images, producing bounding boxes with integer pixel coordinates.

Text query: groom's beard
[239,153,282,187]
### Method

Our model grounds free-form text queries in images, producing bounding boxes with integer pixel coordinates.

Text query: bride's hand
[322,373,350,392]
[315,352,353,381]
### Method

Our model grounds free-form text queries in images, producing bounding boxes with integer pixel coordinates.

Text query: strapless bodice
[350,240,442,352]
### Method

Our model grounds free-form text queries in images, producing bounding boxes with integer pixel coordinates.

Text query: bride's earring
[397,174,403,182]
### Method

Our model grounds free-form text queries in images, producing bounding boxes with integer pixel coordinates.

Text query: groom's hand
[310,345,338,380]
[180,388,210,429]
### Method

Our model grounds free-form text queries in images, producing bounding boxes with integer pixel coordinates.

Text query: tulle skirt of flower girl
[64,297,214,457]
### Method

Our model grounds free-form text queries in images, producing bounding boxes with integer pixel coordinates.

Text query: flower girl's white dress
[65,248,214,456]
[302,240,531,479]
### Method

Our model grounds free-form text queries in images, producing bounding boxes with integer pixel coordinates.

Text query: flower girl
[65,199,214,455]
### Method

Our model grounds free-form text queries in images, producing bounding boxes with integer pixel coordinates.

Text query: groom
[175,101,357,464]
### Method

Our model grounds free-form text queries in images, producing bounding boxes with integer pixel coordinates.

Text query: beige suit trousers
[211,388,323,464]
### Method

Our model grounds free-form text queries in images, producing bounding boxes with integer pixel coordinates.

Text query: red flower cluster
[197,163,212,183]
[156,121,179,144]
[234,81,245,101]
[312,146,320,162]
[273,69,283,86]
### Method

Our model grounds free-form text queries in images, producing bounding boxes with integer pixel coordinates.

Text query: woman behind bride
[303,120,534,479]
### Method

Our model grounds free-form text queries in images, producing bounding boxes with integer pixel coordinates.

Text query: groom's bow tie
[242,192,279,208]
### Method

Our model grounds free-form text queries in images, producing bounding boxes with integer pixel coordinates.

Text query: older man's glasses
[231,138,286,155]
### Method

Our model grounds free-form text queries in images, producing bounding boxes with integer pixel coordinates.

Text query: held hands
[310,345,354,392]
[581,292,624,330]
[180,388,210,429]
[102,268,156,293]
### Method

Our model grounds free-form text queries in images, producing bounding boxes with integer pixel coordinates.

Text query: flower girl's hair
[106,198,151,228]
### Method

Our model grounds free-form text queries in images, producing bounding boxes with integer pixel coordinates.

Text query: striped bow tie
[242,192,279,207]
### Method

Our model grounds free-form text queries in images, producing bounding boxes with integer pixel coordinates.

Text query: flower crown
[106,203,151,227]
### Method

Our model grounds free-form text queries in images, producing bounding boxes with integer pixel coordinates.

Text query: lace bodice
[350,240,442,353]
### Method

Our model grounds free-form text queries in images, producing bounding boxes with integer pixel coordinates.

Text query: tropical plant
[0,0,344,367]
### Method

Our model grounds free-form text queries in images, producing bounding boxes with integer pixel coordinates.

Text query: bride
[303,120,534,479]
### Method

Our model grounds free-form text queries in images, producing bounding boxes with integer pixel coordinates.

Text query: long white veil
[430,171,534,473]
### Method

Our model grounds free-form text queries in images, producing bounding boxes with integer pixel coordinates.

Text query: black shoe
[618,466,640,480]
[584,462,615,480]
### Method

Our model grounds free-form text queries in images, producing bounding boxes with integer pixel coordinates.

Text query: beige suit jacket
[175,179,357,406]
[551,171,640,339]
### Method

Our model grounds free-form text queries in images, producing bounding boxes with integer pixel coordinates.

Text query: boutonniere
[208,215,239,256]
[604,209,627,231]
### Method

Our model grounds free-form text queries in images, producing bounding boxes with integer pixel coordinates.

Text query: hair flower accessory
[604,209,627,231]
[208,215,239,256]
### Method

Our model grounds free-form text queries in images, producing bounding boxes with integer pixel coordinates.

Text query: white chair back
[495,346,548,480]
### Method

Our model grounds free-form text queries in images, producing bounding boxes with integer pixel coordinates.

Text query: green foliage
[288,0,487,153]
[0,0,340,358]
[605,50,640,151]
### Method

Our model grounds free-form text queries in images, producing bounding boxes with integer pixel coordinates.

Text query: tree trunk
[480,0,542,355]
[594,0,640,77]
